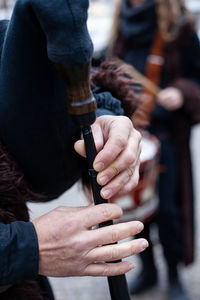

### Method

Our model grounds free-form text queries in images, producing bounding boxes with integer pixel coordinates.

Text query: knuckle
[125,152,134,165]
[126,174,139,192]
[130,243,137,254]
[123,173,130,186]
[116,135,127,149]
[101,205,112,220]
[69,237,80,251]
[66,217,78,230]
[111,165,120,176]
[127,167,134,178]
[77,236,87,250]
[111,228,119,243]
[102,265,111,277]
[109,247,119,260]
[122,177,129,189]
[70,235,88,252]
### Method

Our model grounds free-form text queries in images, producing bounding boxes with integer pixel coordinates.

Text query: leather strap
[134,30,165,125]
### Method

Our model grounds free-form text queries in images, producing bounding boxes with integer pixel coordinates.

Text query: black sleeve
[171,33,200,124]
[181,33,200,86]
[0,221,39,285]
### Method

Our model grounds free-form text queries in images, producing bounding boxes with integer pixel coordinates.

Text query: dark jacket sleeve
[0,221,38,285]
[171,34,200,124]
[95,91,124,117]
[172,78,200,124]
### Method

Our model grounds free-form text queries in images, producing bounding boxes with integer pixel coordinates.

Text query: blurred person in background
[107,0,200,299]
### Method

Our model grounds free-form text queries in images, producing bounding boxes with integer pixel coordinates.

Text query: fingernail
[94,162,104,172]
[99,175,108,185]
[101,188,112,199]
[128,262,135,270]
[137,222,144,233]
[141,240,149,251]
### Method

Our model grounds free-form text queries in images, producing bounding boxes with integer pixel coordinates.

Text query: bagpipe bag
[0,0,94,200]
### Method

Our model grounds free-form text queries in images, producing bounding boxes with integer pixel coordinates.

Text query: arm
[171,33,200,122]
[1,203,147,284]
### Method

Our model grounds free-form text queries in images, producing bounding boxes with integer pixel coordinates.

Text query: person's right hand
[157,87,183,110]
[32,204,148,277]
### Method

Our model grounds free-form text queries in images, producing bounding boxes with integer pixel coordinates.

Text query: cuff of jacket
[94,91,124,117]
[0,221,39,285]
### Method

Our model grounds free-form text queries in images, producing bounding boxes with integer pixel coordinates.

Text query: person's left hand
[157,87,183,110]
[74,115,141,198]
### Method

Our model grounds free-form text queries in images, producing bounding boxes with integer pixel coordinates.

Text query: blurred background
[0,0,200,299]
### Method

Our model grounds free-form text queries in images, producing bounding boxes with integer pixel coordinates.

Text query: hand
[32,204,148,277]
[157,87,183,111]
[74,115,141,198]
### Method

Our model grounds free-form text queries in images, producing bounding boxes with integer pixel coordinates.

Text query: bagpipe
[0,0,163,298]
[0,0,143,299]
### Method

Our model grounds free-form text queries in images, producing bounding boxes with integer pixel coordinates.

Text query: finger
[74,140,86,157]
[91,122,104,152]
[56,205,91,213]
[113,160,140,197]
[93,117,134,172]
[87,221,144,247]
[84,260,135,276]
[97,131,141,186]
[100,163,137,199]
[74,125,104,157]
[81,203,123,228]
[88,238,148,262]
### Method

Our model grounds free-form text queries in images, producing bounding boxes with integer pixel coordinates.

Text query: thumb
[74,122,104,157]
[74,140,86,157]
